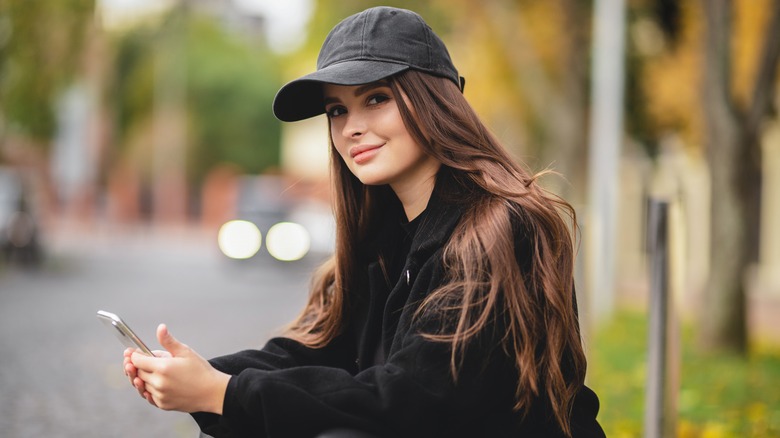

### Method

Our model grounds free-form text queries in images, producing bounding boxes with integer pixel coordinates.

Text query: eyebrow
[323,81,390,106]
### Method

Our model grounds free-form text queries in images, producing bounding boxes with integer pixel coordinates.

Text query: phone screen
[97,310,155,356]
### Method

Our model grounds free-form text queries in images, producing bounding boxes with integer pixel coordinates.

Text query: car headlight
[217,220,262,259]
[265,222,310,262]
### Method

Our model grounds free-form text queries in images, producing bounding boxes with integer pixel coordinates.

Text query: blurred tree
[624,2,663,157]
[699,0,780,353]
[110,9,283,188]
[0,0,94,168]
[0,0,96,223]
[0,0,94,150]
[637,1,702,147]
[111,24,155,164]
[185,16,282,184]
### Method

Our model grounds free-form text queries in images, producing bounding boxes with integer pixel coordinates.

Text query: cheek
[329,132,349,161]
[378,107,404,130]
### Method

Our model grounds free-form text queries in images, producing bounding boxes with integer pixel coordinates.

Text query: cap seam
[413,13,432,70]
[360,10,368,58]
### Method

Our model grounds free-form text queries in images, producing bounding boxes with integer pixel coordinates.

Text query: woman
[124,6,605,437]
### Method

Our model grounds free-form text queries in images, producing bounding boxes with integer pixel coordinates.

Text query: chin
[354,173,391,186]
[357,178,389,187]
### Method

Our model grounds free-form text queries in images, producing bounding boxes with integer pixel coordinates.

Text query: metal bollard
[644,198,679,438]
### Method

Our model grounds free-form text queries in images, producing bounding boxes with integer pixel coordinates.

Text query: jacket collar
[407,169,464,260]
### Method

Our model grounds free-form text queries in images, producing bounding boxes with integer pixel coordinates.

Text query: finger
[133,376,145,391]
[136,368,153,385]
[133,376,146,398]
[125,363,137,382]
[123,350,137,372]
[131,351,155,371]
[144,391,158,407]
[157,324,188,357]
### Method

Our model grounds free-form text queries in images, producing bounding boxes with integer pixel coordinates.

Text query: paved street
[0,224,320,437]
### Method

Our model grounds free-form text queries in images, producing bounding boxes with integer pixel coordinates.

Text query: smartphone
[96,310,155,356]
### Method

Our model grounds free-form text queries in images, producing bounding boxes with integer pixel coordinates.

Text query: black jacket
[192,181,605,438]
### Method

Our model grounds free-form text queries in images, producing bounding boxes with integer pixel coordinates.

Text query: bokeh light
[265,222,310,261]
[217,220,262,259]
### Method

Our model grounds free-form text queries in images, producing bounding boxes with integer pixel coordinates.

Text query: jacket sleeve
[220,331,514,437]
[191,332,358,436]
[207,334,357,376]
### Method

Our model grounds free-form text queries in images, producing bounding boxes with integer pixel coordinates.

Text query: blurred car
[217,175,334,262]
[0,167,43,267]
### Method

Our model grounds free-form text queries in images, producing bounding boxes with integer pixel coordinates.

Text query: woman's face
[323,81,440,193]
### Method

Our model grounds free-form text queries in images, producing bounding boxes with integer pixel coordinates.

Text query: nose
[341,111,366,139]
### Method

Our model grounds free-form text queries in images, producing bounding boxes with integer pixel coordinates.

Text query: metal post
[644,198,677,438]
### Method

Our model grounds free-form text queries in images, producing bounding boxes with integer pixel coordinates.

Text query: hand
[129,324,231,413]
[124,347,171,406]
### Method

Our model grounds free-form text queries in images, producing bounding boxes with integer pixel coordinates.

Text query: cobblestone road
[0,225,319,438]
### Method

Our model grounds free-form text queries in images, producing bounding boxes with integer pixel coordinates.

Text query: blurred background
[0,0,778,436]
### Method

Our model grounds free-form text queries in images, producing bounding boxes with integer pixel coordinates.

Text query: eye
[326,105,346,118]
[367,94,390,106]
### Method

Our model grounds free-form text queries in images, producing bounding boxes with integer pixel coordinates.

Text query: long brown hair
[286,70,586,436]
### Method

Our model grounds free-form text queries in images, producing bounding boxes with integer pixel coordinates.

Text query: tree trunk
[699,0,748,353]
[699,0,780,353]
[556,0,591,207]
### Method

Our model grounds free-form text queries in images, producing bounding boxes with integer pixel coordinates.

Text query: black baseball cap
[273,6,464,122]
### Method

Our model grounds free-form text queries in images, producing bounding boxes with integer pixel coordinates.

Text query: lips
[349,143,384,164]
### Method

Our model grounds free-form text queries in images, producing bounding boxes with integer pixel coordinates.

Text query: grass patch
[587,311,780,437]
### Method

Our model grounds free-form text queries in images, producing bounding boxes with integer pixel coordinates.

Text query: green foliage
[110,9,283,185]
[185,16,281,182]
[0,0,94,142]
[112,25,156,146]
[589,311,780,437]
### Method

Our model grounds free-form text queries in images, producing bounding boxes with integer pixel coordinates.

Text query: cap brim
[272,60,410,122]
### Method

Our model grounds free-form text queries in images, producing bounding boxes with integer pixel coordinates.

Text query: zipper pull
[405,269,411,286]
